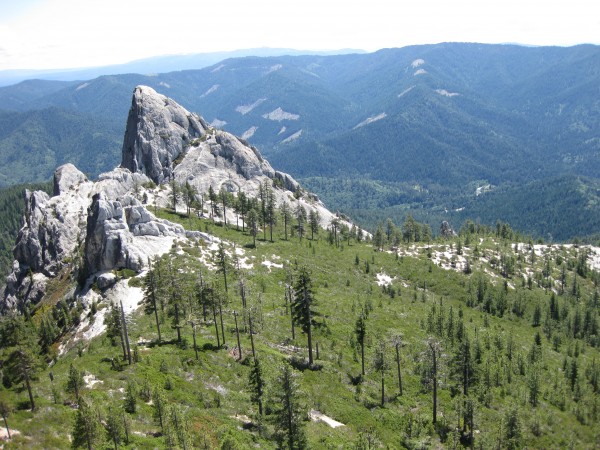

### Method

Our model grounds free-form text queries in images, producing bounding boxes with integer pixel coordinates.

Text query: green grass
[1,210,599,448]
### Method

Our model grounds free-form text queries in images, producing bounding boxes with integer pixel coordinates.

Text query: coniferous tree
[166,404,192,450]
[271,364,307,450]
[2,315,43,411]
[373,224,384,251]
[295,204,307,242]
[265,184,277,242]
[450,334,475,397]
[169,179,180,212]
[72,397,102,450]
[219,187,230,227]
[355,308,368,376]
[216,242,229,292]
[143,260,162,342]
[248,357,265,416]
[66,363,84,403]
[309,210,320,241]
[503,407,522,450]
[181,181,197,217]
[391,333,404,396]
[373,338,389,406]
[105,405,125,450]
[152,386,168,433]
[292,266,318,366]
[247,208,259,247]
[280,201,292,240]
[124,379,137,413]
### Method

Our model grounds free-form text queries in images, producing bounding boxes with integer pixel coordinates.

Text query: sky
[0,0,598,71]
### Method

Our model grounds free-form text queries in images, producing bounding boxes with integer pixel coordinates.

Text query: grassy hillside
[0,205,598,448]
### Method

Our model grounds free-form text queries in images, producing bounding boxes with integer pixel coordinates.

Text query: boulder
[53,163,88,196]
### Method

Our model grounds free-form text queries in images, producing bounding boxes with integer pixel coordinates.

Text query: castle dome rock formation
[1,86,357,312]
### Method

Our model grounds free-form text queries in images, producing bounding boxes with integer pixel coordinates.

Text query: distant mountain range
[0,48,364,87]
[0,43,599,240]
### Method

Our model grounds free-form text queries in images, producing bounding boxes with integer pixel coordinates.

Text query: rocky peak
[121,85,209,184]
[2,87,357,313]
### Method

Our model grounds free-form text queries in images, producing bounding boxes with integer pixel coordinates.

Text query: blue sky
[0,0,598,70]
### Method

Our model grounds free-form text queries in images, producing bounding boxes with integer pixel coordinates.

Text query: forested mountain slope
[0,43,599,239]
[0,84,598,449]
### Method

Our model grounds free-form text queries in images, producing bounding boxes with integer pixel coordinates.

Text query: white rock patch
[309,410,345,428]
[236,98,267,115]
[436,89,460,97]
[398,86,415,97]
[210,118,227,128]
[411,59,425,68]
[201,84,220,97]
[262,260,283,272]
[76,82,90,91]
[266,64,283,74]
[353,113,387,129]
[159,81,171,88]
[262,107,300,121]
[414,69,427,76]
[376,272,396,286]
[281,130,302,144]
[241,126,258,140]
[83,374,103,388]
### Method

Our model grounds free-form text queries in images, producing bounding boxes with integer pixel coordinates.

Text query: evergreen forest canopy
[0,43,599,240]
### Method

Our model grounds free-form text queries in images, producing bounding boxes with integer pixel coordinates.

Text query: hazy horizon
[1,0,598,72]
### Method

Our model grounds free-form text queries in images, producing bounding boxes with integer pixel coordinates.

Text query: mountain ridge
[0,43,599,239]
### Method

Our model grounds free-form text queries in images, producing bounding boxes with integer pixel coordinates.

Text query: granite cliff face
[121,86,209,184]
[1,86,350,312]
[121,86,300,198]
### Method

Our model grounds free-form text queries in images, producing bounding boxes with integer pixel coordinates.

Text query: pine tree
[248,357,265,416]
[292,266,318,366]
[265,184,277,241]
[181,181,197,217]
[168,404,192,450]
[271,364,307,450]
[169,179,180,212]
[72,397,102,450]
[355,308,368,376]
[449,334,475,397]
[216,242,229,292]
[295,204,307,241]
[3,315,43,411]
[373,338,389,406]
[105,405,125,450]
[153,386,168,433]
[143,259,162,342]
[280,201,292,240]
[124,380,137,413]
[247,208,259,247]
[66,363,84,403]
[391,333,404,396]
[503,407,522,450]
[308,210,320,241]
